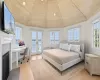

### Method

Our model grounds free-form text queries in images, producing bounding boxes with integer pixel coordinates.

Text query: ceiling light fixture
[54,13,56,16]
[23,2,26,6]
[41,0,43,1]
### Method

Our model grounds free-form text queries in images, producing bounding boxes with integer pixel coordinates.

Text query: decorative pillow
[62,43,71,51]
[59,43,63,49]
[59,43,68,49]
[70,44,80,52]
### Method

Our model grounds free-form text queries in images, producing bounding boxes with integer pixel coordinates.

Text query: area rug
[30,59,86,80]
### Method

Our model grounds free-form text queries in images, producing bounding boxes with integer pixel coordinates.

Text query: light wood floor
[19,63,34,80]
[19,55,42,80]
[19,55,100,80]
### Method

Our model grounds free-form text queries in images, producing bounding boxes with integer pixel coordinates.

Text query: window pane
[93,21,100,48]
[50,31,59,44]
[38,32,42,41]
[55,31,59,44]
[32,32,36,52]
[15,27,22,40]
[68,29,74,41]
[74,28,80,41]
[50,32,54,40]
[68,28,80,42]
[38,32,42,52]
[55,32,59,40]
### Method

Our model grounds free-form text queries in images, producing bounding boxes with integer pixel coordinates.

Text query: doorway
[32,31,43,55]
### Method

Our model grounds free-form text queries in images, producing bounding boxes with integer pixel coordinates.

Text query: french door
[32,31,43,54]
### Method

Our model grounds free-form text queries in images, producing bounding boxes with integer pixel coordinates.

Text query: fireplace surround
[0,36,11,80]
[2,51,10,80]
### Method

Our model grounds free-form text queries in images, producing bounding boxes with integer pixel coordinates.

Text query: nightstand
[85,54,100,76]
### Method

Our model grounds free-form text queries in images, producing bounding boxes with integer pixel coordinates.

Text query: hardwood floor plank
[19,63,34,80]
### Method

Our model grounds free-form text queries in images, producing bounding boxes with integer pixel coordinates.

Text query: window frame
[50,31,60,44]
[67,27,80,42]
[92,19,100,48]
[31,31,43,53]
[15,26,22,41]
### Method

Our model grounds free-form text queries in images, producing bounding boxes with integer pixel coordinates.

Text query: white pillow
[70,44,80,52]
[62,44,67,50]
[62,44,70,51]
[59,43,68,49]
[59,43,63,49]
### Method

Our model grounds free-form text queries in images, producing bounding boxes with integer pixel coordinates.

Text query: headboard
[60,40,84,54]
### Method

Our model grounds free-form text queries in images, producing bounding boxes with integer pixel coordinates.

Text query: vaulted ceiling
[5,0,100,28]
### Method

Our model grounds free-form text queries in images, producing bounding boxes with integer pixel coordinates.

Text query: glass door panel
[37,32,42,53]
[32,32,37,53]
[32,31,43,54]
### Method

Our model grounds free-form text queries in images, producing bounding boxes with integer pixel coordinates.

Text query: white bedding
[43,49,80,65]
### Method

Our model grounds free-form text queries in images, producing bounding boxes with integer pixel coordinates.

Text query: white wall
[0,9,100,70]
[15,23,65,50]
[43,28,64,48]
[64,11,100,54]
[14,10,100,55]
[63,21,88,52]
[16,10,100,54]
[86,12,100,55]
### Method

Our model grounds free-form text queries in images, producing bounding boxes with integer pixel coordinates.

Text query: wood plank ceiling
[4,0,100,28]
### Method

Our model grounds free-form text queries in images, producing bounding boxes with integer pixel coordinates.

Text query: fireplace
[2,51,9,80]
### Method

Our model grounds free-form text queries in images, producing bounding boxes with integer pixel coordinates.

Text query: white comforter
[43,49,80,65]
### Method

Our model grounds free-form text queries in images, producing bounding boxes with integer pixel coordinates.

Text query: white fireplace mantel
[0,33,12,80]
[0,32,26,80]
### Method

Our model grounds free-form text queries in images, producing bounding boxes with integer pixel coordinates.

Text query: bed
[43,42,84,71]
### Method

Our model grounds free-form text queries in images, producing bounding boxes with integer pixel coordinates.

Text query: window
[15,27,22,42]
[93,20,100,48]
[68,28,80,41]
[50,31,59,44]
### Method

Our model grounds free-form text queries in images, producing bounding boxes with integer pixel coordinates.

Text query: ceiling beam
[55,0,65,27]
[45,0,48,28]
[16,0,30,14]
[70,0,87,20]
[27,0,37,25]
